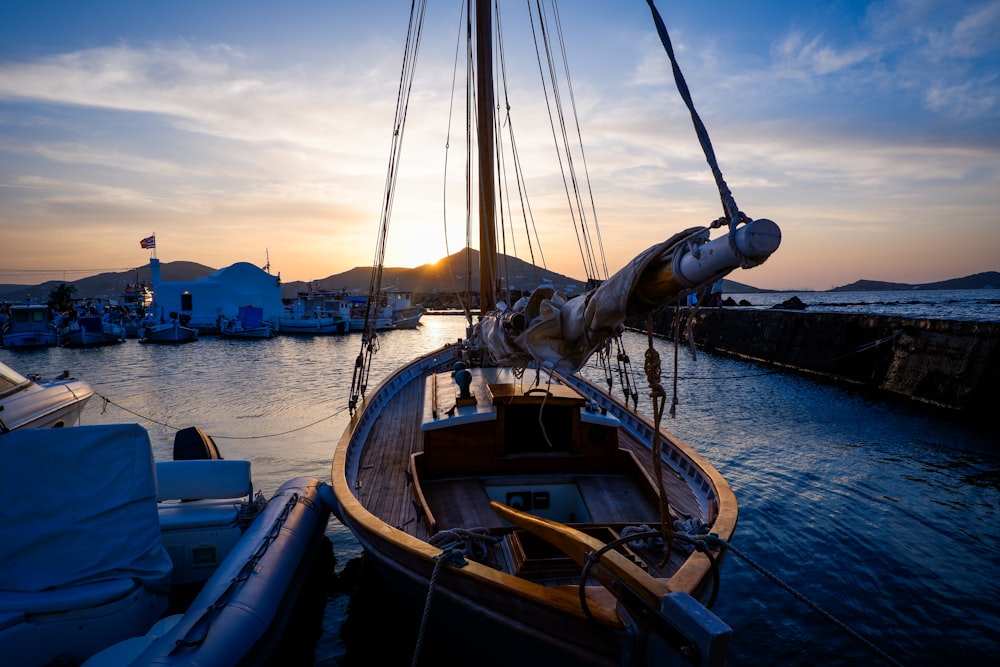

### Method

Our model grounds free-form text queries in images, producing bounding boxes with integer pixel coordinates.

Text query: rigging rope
[643,314,675,558]
[645,0,768,271]
[644,0,738,228]
[526,0,602,283]
[350,0,428,415]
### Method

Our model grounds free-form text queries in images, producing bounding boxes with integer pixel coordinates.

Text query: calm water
[731,288,1000,322]
[2,291,997,666]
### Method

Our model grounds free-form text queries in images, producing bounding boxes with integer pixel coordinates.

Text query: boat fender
[317,481,337,513]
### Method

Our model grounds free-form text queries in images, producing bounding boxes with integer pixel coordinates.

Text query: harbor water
[2,290,997,666]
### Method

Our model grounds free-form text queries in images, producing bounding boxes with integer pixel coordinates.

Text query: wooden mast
[475,0,497,315]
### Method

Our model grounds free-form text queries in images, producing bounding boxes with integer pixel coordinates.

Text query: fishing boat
[140,309,198,344]
[0,360,93,433]
[347,295,394,332]
[275,297,349,335]
[383,288,426,330]
[219,304,274,339]
[0,423,334,667]
[332,2,780,666]
[59,314,126,347]
[1,303,59,349]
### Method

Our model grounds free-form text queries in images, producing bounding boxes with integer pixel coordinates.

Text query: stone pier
[632,308,999,419]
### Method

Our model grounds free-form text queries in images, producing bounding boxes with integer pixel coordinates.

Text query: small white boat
[60,315,125,347]
[140,310,198,344]
[275,298,348,335]
[389,305,425,330]
[1,303,59,349]
[348,296,394,332]
[219,304,274,339]
[383,289,425,329]
[0,360,94,433]
[0,423,334,667]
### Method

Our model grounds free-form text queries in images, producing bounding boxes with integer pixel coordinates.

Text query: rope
[644,0,736,224]
[428,526,499,561]
[831,329,902,361]
[171,493,299,652]
[722,540,906,667]
[96,392,352,441]
[351,0,428,414]
[578,523,721,622]
[412,546,471,667]
[597,524,905,666]
[644,0,770,270]
[644,314,674,560]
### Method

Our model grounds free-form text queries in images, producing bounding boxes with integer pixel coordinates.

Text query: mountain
[829,271,1000,292]
[280,248,588,300]
[3,255,995,304]
[0,262,216,304]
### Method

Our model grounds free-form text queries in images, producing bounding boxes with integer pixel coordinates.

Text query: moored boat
[140,310,198,344]
[59,315,125,347]
[1,303,59,349]
[0,359,94,432]
[275,297,349,335]
[0,423,334,667]
[332,2,780,665]
[382,288,425,330]
[219,304,274,339]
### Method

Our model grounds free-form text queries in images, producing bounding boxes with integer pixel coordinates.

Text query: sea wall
[632,308,999,417]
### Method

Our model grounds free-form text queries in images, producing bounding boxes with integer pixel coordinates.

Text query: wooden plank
[576,475,658,524]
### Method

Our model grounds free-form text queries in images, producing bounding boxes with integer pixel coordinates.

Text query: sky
[0,0,997,291]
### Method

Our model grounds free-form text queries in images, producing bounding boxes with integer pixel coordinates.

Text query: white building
[148,259,283,332]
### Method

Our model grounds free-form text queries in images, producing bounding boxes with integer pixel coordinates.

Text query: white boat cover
[0,423,172,594]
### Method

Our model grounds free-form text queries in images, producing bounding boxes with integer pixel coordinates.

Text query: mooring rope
[412,547,469,667]
[96,392,351,440]
[721,540,906,667]
[578,525,905,666]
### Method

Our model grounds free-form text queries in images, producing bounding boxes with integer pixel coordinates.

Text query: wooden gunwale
[333,344,736,607]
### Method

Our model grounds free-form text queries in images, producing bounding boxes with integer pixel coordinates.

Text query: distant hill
[3,255,994,304]
[0,261,215,303]
[830,271,1000,292]
[280,248,588,300]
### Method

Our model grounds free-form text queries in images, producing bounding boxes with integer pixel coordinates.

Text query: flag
[140,235,156,249]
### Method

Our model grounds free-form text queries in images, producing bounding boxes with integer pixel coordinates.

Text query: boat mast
[475,0,497,315]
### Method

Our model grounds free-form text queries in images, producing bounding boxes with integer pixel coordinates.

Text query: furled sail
[474,218,780,370]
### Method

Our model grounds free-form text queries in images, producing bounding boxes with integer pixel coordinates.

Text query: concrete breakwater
[632,308,999,418]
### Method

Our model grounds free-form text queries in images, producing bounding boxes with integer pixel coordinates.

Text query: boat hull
[140,322,198,344]
[220,326,273,339]
[332,345,736,666]
[275,318,347,335]
[1,331,59,349]
[1,305,59,349]
[0,363,94,432]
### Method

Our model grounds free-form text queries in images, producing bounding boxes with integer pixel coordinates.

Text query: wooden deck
[354,367,711,578]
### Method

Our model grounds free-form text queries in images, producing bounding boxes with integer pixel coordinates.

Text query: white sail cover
[475,227,707,371]
[0,423,172,594]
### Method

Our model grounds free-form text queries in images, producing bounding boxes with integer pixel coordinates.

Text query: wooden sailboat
[331,2,780,665]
